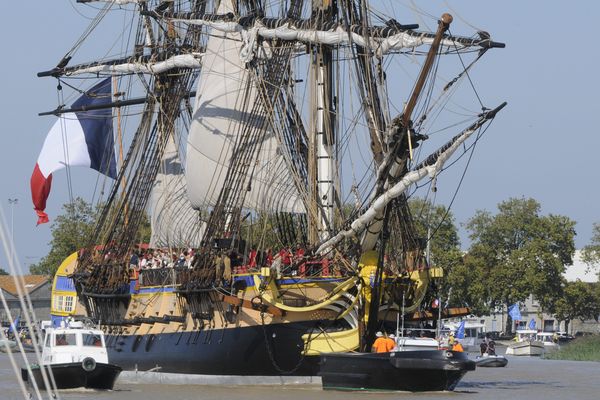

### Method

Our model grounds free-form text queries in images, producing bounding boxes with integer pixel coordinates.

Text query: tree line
[411,197,600,333]
[28,196,600,333]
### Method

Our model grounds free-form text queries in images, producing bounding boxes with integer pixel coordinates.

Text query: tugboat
[21,320,121,390]
[320,350,475,392]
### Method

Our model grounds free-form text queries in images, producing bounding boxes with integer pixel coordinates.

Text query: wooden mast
[308,0,337,243]
[362,13,454,351]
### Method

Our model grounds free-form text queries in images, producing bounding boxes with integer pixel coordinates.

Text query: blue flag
[528,318,536,330]
[455,321,465,339]
[8,316,20,334]
[508,303,522,321]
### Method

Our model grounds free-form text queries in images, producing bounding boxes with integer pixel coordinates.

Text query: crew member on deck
[372,331,389,353]
[386,334,397,351]
[448,331,456,347]
[452,340,464,352]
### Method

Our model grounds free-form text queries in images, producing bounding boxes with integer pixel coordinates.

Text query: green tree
[30,198,153,277]
[29,198,98,276]
[136,211,152,244]
[554,280,600,333]
[408,198,461,266]
[443,249,488,314]
[465,197,576,333]
[582,222,600,270]
[408,198,465,308]
[0,268,8,275]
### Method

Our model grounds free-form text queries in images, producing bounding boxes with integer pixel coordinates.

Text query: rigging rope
[0,207,61,399]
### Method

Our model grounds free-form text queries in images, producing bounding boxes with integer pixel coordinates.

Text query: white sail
[185,0,304,213]
[150,134,204,248]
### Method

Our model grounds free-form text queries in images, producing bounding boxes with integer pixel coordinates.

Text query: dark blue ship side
[106,321,322,376]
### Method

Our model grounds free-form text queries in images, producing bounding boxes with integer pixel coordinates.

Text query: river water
[2,353,599,400]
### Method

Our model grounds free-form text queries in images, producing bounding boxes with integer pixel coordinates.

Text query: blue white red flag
[30,79,116,224]
[508,303,522,321]
[455,320,465,339]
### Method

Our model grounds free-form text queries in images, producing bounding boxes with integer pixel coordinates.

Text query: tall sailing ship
[37,0,505,381]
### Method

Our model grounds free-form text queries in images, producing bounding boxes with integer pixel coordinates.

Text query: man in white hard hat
[372,331,387,353]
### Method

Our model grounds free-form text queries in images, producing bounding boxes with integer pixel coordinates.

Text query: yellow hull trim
[302,327,360,355]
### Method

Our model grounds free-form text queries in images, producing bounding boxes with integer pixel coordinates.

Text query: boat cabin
[535,332,560,351]
[443,321,486,350]
[514,329,539,342]
[42,321,108,365]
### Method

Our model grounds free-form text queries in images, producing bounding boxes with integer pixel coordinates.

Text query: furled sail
[59,54,202,77]
[185,0,303,214]
[150,134,204,248]
[171,15,502,60]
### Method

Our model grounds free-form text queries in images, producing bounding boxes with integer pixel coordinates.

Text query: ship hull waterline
[105,320,325,379]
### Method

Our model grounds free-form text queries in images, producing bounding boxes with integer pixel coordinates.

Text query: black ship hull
[21,362,122,390]
[106,321,322,377]
[319,350,476,392]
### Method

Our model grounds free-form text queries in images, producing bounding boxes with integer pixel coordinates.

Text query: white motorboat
[21,320,122,390]
[394,336,440,351]
[443,321,485,352]
[505,330,544,356]
[535,332,560,353]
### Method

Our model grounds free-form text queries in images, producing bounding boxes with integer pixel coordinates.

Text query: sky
[1,1,599,274]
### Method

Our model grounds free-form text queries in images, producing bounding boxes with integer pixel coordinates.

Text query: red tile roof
[0,275,49,296]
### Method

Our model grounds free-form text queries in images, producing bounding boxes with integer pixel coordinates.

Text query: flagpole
[8,198,18,265]
[113,76,126,192]
[112,76,130,229]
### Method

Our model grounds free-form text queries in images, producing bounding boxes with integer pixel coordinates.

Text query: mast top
[441,13,453,25]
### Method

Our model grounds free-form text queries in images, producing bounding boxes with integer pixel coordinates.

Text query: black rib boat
[319,350,476,392]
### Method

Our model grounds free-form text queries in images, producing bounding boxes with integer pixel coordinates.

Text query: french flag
[31,78,117,225]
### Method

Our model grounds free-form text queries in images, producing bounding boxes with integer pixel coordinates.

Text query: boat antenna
[400,291,406,351]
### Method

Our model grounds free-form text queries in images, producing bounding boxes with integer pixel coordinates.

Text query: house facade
[0,275,51,327]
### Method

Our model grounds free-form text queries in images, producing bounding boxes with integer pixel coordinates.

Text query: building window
[64,296,74,313]
[53,295,64,311]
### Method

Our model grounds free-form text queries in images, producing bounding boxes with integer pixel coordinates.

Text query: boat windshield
[55,333,77,346]
[82,333,103,347]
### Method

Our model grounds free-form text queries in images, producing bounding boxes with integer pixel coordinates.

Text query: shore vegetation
[545,336,600,362]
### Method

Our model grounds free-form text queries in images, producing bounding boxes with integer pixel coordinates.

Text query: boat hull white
[506,340,544,356]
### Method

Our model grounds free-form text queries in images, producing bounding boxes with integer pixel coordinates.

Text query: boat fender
[82,357,96,372]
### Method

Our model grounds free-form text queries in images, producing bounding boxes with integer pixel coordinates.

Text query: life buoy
[82,357,96,372]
